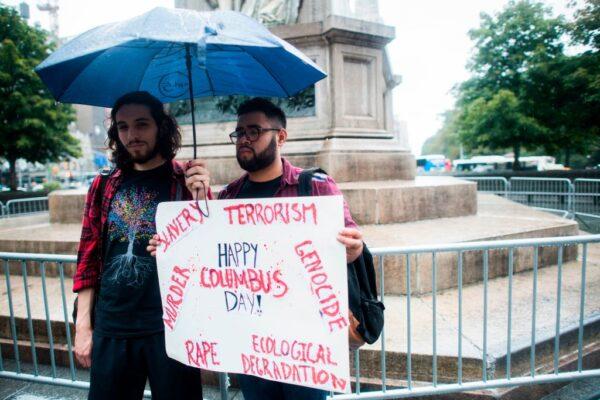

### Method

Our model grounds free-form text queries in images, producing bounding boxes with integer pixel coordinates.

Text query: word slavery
[157,202,206,252]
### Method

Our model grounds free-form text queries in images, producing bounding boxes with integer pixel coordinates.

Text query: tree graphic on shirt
[106,186,157,287]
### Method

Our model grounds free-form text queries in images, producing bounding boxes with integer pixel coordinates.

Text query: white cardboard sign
[155,196,350,393]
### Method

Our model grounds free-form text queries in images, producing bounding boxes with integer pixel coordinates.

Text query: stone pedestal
[176,8,413,184]
[48,189,86,224]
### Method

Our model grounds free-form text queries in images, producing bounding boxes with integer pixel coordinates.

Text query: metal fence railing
[573,179,600,218]
[0,197,49,218]
[461,176,509,196]
[464,177,600,221]
[1,235,600,399]
[508,177,574,213]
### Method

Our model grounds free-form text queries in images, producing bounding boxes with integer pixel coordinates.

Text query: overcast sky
[4,0,573,155]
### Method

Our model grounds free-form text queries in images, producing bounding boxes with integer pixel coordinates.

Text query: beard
[236,135,278,172]
[125,141,160,165]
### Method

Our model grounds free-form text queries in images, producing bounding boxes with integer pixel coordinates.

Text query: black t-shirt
[94,162,171,337]
[236,176,282,199]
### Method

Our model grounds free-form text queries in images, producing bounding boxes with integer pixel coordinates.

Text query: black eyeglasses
[229,126,280,144]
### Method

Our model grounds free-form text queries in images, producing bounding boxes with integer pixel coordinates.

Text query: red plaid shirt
[218,157,357,229]
[73,160,194,292]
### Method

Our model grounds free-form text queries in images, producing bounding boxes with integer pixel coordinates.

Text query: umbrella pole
[185,43,209,217]
[184,43,198,160]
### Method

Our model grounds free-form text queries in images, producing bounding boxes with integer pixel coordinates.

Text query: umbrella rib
[204,66,216,96]
[137,43,184,95]
[237,45,291,97]
[53,48,113,102]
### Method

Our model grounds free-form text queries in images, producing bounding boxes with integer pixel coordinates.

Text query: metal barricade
[465,177,600,231]
[0,201,5,218]
[462,177,509,196]
[5,197,49,217]
[507,178,574,213]
[2,235,600,399]
[0,251,228,399]
[573,179,600,218]
[330,235,600,399]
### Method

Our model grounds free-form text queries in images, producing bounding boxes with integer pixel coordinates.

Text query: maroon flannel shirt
[73,160,194,293]
[218,157,357,229]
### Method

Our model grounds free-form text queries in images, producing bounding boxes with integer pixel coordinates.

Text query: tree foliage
[460,0,564,104]
[525,52,600,164]
[458,89,547,168]
[569,0,600,50]
[0,6,79,190]
[444,0,600,169]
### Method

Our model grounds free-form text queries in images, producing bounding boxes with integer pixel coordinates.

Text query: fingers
[337,233,363,251]
[77,350,92,369]
[185,159,207,170]
[185,161,210,200]
[185,160,211,197]
[348,309,365,350]
[338,228,362,240]
[146,234,161,257]
[185,165,209,178]
[74,330,93,368]
[337,228,364,263]
[186,177,210,200]
[146,244,157,257]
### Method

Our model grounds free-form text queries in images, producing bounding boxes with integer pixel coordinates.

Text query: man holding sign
[172,98,365,400]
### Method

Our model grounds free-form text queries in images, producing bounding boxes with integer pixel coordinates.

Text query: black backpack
[298,168,385,344]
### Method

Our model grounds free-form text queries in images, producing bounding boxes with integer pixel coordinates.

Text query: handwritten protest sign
[155,196,350,393]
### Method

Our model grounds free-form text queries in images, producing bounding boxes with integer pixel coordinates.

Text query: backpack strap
[298,168,327,197]
[98,167,112,197]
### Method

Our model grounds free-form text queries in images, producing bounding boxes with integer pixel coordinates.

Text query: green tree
[526,53,600,166]
[0,6,79,190]
[464,0,564,98]
[569,0,600,50]
[455,1,565,169]
[458,90,547,169]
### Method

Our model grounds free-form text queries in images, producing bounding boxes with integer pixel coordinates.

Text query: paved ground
[540,377,600,400]
[0,361,242,400]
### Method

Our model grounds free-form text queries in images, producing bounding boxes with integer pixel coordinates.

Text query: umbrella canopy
[35,7,326,108]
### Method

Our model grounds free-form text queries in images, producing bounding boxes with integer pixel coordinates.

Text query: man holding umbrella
[73,91,209,399]
[35,7,329,397]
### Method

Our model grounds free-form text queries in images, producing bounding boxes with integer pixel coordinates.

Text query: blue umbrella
[35,6,326,157]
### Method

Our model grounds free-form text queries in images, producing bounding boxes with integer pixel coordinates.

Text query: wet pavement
[0,360,243,400]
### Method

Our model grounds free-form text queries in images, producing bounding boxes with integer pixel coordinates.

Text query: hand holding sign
[337,227,364,263]
[155,196,350,393]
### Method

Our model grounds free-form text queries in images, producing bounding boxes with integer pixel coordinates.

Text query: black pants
[237,374,328,400]
[89,331,203,400]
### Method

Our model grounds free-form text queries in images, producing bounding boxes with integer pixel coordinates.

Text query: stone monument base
[42,175,470,226]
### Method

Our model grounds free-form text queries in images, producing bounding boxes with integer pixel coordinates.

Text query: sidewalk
[0,360,242,400]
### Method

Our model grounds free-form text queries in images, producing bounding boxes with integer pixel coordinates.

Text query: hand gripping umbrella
[35,6,326,159]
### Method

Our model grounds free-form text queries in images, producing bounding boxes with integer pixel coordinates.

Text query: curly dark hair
[107,91,181,170]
